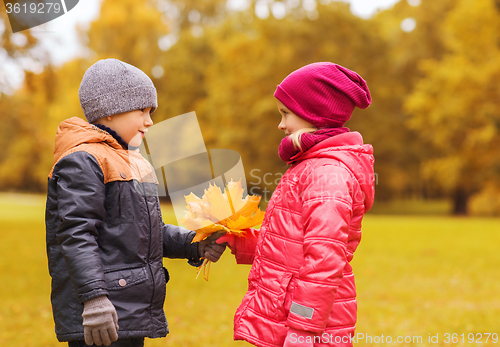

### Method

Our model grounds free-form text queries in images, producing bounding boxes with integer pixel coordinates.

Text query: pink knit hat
[274,62,371,128]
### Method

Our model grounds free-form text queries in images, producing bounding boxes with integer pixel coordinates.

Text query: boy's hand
[82,295,119,346]
[198,232,226,262]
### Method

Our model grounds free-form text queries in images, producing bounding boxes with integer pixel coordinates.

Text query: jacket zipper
[132,156,157,330]
[142,187,156,324]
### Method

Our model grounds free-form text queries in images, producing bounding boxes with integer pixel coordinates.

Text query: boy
[45,59,225,347]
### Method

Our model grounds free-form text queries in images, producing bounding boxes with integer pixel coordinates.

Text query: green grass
[0,193,499,346]
[353,215,500,346]
[367,199,452,216]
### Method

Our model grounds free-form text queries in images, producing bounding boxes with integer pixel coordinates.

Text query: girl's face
[97,107,153,147]
[276,99,314,136]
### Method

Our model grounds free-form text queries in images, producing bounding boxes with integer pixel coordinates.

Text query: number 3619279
[444,333,498,344]
[6,2,62,14]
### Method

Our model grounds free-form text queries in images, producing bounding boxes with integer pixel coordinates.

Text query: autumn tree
[4,0,498,215]
[0,8,54,191]
[405,0,500,214]
[82,0,168,76]
[365,0,459,200]
[0,66,58,191]
[154,2,391,199]
[157,0,228,31]
[0,8,43,94]
[153,0,466,202]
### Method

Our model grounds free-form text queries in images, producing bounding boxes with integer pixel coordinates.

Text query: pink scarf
[278,128,349,163]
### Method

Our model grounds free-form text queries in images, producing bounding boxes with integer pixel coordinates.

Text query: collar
[93,123,140,151]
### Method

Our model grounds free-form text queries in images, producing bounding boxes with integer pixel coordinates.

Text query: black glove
[198,232,226,262]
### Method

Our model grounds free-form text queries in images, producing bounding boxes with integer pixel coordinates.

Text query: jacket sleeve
[228,228,260,265]
[161,222,202,265]
[54,151,108,304]
[287,164,353,334]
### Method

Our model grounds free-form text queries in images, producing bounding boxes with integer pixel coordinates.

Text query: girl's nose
[278,118,286,130]
[145,114,153,127]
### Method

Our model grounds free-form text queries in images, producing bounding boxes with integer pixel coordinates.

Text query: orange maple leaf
[180,179,264,243]
[179,180,264,280]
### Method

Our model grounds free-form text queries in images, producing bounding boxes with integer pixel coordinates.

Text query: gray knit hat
[79,58,158,123]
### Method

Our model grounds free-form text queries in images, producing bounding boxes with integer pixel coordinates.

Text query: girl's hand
[216,228,256,250]
[215,229,260,265]
[215,232,236,250]
[283,328,315,347]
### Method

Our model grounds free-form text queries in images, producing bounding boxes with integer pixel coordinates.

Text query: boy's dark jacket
[45,117,201,342]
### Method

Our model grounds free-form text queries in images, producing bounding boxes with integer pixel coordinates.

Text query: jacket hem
[57,329,167,342]
[235,331,282,347]
[234,326,356,347]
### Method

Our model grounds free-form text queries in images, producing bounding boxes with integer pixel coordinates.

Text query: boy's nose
[145,115,153,127]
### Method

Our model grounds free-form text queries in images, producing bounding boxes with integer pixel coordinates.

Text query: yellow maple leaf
[229,195,262,220]
[226,210,265,231]
[180,179,264,243]
[224,180,247,213]
[202,184,234,223]
[180,180,265,280]
[185,192,202,204]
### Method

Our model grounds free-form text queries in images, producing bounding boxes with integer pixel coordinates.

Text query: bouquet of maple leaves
[180,180,264,280]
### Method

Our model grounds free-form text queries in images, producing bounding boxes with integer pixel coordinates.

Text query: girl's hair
[290,127,318,150]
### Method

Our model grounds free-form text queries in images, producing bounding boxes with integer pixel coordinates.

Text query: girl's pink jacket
[230,132,375,347]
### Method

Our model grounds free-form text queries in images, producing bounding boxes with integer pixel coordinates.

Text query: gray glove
[198,232,226,262]
[82,295,119,346]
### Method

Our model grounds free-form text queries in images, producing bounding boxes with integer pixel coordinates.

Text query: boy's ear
[92,116,113,125]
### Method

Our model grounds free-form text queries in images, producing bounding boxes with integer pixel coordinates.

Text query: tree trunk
[452,188,469,215]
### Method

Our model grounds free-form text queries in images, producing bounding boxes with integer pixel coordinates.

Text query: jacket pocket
[275,272,293,319]
[283,276,296,314]
[105,182,139,226]
[104,267,148,291]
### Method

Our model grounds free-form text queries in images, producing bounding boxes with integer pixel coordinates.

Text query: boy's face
[101,108,153,147]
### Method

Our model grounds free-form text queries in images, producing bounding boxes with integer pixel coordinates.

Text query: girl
[218,62,375,347]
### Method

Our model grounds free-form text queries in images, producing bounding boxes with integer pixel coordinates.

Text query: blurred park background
[1,0,500,346]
